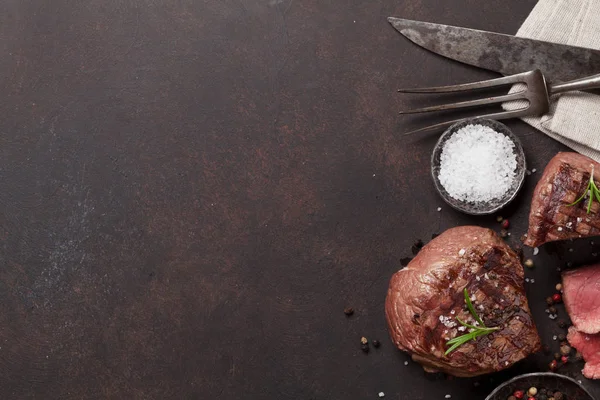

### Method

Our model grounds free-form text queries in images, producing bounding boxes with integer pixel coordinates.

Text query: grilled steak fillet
[525,152,600,248]
[563,264,600,334]
[386,226,541,377]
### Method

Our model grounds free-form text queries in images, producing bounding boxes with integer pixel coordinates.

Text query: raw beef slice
[525,152,600,248]
[386,226,541,377]
[563,264,600,334]
[568,327,600,379]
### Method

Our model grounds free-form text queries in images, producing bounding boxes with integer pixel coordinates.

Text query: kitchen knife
[388,17,600,82]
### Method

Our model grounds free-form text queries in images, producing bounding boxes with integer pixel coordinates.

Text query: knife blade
[388,17,600,82]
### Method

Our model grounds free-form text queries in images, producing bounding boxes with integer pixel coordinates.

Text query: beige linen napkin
[505,0,600,161]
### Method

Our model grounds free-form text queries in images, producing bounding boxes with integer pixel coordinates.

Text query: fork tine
[402,108,531,136]
[397,72,530,94]
[398,92,526,114]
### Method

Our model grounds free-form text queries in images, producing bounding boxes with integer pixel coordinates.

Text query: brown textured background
[0,0,599,398]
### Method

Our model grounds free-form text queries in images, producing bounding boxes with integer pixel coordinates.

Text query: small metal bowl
[431,118,526,215]
[485,372,594,400]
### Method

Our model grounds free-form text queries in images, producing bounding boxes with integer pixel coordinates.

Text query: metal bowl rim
[430,118,526,216]
[484,372,594,400]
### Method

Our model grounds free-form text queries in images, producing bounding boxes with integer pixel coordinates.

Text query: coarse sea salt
[438,124,517,203]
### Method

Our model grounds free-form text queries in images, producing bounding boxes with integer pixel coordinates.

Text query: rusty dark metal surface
[388,17,600,82]
[0,0,599,398]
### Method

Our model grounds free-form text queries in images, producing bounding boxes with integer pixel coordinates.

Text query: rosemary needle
[568,165,600,214]
[444,289,499,356]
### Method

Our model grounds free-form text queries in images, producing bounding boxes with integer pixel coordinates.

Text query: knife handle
[550,73,600,94]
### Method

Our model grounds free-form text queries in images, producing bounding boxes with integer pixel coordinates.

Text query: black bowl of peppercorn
[484,372,593,400]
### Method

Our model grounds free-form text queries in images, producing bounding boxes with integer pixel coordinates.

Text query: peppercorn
[527,387,538,397]
[361,344,369,353]
[546,297,554,306]
[344,307,354,316]
[549,306,557,314]
[549,359,558,370]
[561,355,568,363]
[552,293,562,303]
[574,352,583,361]
[560,345,571,355]
[501,219,510,229]
[360,337,368,345]
[554,352,561,360]
[554,392,564,400]
[539,388,547,395]
[496,216,503,222]
[524,259,534,268]
[411,239,424,255]
[513,390,524,399]
[558,320,567,328]
[500,229,508,238]
[372,339,380,348]
[555,283,562,291]
[527,397,535,400]
[558,333,566,341]
[537,395,547,400]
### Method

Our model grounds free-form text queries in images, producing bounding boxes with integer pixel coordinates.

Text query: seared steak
[563,264,600,334]
[567,327,600,379]
[525,152,600,248]
[385,226,541,377]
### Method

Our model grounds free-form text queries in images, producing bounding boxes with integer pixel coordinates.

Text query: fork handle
[549,73,600,94]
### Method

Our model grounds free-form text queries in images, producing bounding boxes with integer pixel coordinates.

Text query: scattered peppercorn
[372,339,380,348]
[561,355,568,363]
[507,396,516,400]
[552,293,562,303]
[560,345,571,355]
[344,307,354,316]
[549,306,557,314]
[501,219,510,229]
[555,283,562,291]
[527,397,535,400]
[527,387,537,397]
[549,359,558,370]
[496,216,503,222]
[500,229,508,238]
[514,390,524,399]
[554,353,561,360]
[554,392,564,400]
[540,388,547,395]
[558,333,566,341]
[546,297,554,306]
[524,259,534,268]
[360,337,368,345]
[558,320,567,328]
[411,239,424,255]
[361,344,369,353]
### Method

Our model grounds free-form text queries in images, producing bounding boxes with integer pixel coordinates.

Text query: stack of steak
[525,152,600,379]
[563,265,600,379]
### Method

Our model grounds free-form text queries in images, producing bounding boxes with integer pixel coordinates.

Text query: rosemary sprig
[568,165,600,214]
[444,289,499,356]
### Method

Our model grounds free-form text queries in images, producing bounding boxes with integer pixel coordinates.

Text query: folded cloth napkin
[504,0,600,161]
